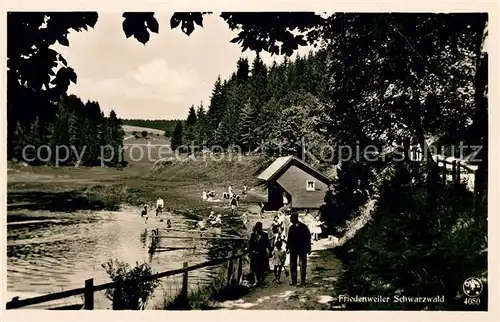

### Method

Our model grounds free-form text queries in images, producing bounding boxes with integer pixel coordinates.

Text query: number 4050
[464,298,481,305]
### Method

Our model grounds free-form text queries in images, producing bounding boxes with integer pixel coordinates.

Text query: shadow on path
[215,248,343,310]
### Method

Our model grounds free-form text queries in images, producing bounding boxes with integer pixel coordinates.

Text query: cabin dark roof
[257,155,332,183]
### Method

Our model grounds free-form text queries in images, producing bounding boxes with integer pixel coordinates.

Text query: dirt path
[214,205,344,310]
[213,198,377,310]
[216,248,342,310]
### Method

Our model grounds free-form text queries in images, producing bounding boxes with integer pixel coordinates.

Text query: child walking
[272,241,287,283]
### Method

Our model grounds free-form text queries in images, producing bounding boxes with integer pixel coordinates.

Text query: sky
[53,13,313,120]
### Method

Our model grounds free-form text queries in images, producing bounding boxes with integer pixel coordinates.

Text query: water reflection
[7,206,244,309]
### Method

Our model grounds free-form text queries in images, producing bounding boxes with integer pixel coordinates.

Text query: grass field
[7,150,266,218]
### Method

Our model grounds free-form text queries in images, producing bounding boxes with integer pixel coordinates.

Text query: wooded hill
[169,51,329,157]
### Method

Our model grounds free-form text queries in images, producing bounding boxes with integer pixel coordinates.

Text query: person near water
[202,190,208,201]
[242,185,248,196]
[271,241,287,284]
[241,212,248,225]
[230,196,238,215]
[249,222,272,286]
[166,219,172,228]
[141,205,148,217]
[286,212,312,286]
[228,185,234,198]
[197,220,206,230]
[214,214,222,226]
[156,197,164,216]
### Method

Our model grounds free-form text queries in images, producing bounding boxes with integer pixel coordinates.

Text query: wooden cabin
[257,156,333,211]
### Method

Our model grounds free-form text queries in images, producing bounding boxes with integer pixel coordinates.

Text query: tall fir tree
[206,76,226,142]
[171,121,184,152]
[236,57,250,84]
[184,105,198,144]
[194,102,209,146]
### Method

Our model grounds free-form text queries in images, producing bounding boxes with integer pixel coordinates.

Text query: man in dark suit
[286,212,312,286]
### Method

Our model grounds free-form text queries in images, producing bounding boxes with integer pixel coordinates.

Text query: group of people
[197,211,223,230]
[248,212,313,286]
[140,197,165,222]
[202,185,246,215]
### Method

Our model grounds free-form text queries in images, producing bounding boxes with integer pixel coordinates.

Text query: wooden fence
[6,249,248,310]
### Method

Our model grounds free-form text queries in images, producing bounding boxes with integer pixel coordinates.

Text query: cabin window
[306,180,316,191]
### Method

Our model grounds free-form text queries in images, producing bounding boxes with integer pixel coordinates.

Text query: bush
[335,164,487,310]
[102,259,161,310]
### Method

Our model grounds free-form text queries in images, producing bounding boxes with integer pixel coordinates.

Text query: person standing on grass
[230,196,238,215]
[286,212,312,286]
[249,222,271,286]
[156,197,164,215]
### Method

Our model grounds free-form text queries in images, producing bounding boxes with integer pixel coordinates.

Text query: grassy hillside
[7,154,264,216]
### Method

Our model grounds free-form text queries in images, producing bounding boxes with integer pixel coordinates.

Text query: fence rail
[6,250,248,310]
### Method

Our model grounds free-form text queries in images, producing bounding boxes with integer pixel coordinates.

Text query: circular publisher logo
[463,277,483,298]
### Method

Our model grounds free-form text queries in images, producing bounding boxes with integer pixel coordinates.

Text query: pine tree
[207,76,226,140]
[106,110,125,167]
[236,57,250,84]
[25,117,45,164]
[171,121,184,152]
[184,105,198,144]
[12,121,26,161]
[239,101,259,151]
[194,103,209,146]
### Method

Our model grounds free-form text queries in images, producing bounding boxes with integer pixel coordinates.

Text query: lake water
[6,206,243,309]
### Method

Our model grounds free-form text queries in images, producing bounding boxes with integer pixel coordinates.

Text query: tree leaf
[193,13,203,27]
[146,15,159,34]
[170,15,181,29]
[181,20,195,36]
[134,27,150,45]
[86,12,99,28]
[58,54,67,67]
[122,18,134,38]
[230,36,240,43]
[68,67,77,84]
[58,35,69,46]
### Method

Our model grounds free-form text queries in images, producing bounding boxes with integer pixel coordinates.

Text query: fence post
[226,252,234,287]
[84,278,94,310]
[236,256,243,285]
[452,161,457,186]
[453,161,461,187]
[181,262,189,299]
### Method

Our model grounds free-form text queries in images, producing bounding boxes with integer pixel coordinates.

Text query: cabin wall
[276,164,329,209]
